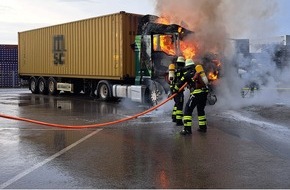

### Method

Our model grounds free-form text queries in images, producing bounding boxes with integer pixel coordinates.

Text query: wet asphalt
[0,88,290,189]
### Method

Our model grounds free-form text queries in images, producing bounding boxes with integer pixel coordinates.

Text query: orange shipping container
[18,12,142,80]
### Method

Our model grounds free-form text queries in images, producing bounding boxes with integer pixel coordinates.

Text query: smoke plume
[154,0,278,52]
[154,0,290,108]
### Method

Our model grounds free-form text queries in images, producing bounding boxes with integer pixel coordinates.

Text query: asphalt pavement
[0,88,290,189]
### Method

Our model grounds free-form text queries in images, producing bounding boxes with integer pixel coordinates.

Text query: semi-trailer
[18,11,194,105]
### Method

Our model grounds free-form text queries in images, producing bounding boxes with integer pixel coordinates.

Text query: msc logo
[53,35,66,64]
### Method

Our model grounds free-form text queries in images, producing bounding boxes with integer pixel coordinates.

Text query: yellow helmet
[185,59,195,67]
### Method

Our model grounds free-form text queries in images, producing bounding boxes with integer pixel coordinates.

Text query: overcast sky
[1,0,290,44]
[0,0,156,44]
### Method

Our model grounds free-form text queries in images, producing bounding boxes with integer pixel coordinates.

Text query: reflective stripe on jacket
[191,88,209,94]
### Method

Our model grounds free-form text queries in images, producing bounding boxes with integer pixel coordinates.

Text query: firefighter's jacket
[174,68,208,94]
[170,67,184,92]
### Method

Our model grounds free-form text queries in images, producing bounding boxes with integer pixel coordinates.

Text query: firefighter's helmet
[185,59,195,67]
[176,56,185,63]
[176,56,185,67]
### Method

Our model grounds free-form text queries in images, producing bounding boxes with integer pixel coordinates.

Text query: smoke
[155,0,228,54]
[154,0,290,108]
[154,0,278,51]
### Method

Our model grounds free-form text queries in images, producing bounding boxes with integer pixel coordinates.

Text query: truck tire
[48,77,59,95]
[29,77,39,94]
[97,81,111,101]
[145,80,165,106]
[38,77,48,95]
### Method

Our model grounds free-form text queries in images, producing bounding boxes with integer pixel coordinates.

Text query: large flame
[153,35,175,55]
[153,17,197,59]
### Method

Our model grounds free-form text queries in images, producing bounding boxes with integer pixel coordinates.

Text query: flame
[202,53,222,81]
[153,17,176,55]
[156,16,170,25]
[180,41,197,59]
[153,18,198,58]
[153,35,197,58]
[153,16,222,83]
[153,35,175,55]
[208,71,218,81]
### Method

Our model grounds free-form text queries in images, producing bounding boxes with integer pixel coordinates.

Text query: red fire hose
[0,83,187,129]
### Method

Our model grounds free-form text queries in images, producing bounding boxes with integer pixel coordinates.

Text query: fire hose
[0,83,188,129]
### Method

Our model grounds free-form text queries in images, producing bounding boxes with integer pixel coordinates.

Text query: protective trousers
[172,92,184,125]
[183,91,208,132]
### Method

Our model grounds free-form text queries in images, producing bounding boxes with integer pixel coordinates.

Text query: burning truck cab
[133,15,195,105]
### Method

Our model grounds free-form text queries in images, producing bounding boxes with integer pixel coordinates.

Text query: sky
[1,0,290,44]
[0,0,156,44]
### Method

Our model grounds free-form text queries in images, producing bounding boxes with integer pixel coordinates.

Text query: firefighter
[170,56,185,126]
[173,59,209,135]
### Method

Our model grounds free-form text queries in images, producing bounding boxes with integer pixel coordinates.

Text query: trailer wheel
[48,77,59,95]
[29,77,39,94]
[98,81,111,101]
[38,77,48,95]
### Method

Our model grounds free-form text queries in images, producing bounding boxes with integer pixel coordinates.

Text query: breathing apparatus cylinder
[195,65,209,86]
[168,63,175,83]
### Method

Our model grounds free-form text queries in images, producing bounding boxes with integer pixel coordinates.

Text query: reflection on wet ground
[1,89,290,188]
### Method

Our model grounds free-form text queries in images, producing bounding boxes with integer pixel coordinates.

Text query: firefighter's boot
[175,109,183,126]
[176,119,183,126]
[197,115,207,133]
[180,127,192,135]
[181,115,192,134]
[197,126,207,133]
[172,117,176,123]
[172,107,177,122]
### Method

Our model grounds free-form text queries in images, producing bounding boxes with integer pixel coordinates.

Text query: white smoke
[154,0,290,108]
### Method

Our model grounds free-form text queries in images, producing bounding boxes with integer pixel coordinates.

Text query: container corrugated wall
[0,45,20,88]
[18,12,142,80]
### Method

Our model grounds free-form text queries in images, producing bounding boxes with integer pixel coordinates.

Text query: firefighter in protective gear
[170,56,185,126]
[173,60,209,135]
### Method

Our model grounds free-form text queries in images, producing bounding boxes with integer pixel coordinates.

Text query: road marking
[0,129,102,189]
